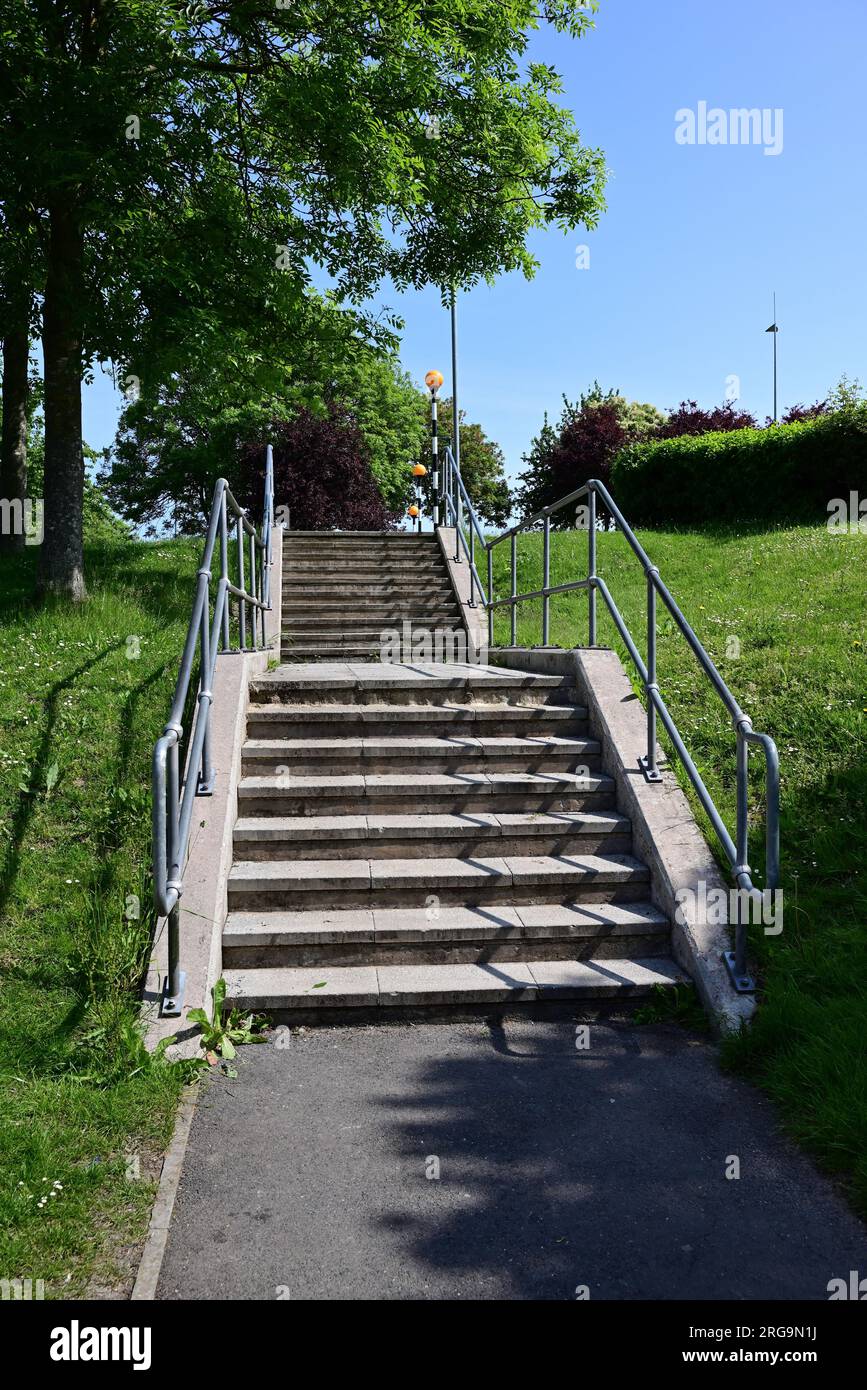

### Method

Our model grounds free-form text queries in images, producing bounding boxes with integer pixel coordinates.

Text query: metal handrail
[438,451,780,994]
[152,444,274,1015]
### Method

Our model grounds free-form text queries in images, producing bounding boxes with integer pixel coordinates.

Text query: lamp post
[765,293,779,423]
[450,289,460,477]
[411,463,427,533]
[424,369,443,531]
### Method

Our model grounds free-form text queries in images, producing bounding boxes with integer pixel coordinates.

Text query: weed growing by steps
[632,984,710,1032]
[188,978,269,1075]
[491,524,867,1214]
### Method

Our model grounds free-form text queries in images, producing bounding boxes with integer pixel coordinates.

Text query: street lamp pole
[450,288,460,476]
[423,369,444,532]
[765,293,779,423]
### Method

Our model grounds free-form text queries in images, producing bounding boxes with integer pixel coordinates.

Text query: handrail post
[198,580,215,794]
[263,443,273,615]
[723,727,756,991]
[249,527,258,651]
[588,488,597,646]
[454,455,462,563]
[487,545,494,649]
[510,530,517,646]
[219,489,229,651]
[640,570,662,783]
[162,902,186,1017]
[469,523,476,607]
[237,512,246,650]
[542,511,551,645]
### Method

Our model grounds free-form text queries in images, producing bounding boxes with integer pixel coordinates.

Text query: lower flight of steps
[280,531,466,662]
[223,661,683,1021]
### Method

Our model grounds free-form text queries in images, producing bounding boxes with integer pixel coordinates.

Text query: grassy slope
[491,525,867,1212]
[0,539,201,1295]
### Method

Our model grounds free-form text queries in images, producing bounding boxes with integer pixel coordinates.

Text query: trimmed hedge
[610,410,867,526]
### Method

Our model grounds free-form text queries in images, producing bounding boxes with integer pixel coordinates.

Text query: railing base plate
[638,756,663,783]
[161,971,187,1017]
[197,771,216,796]
[722,952,756,993]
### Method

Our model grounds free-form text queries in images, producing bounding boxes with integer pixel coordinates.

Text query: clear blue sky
[82,0,867,490]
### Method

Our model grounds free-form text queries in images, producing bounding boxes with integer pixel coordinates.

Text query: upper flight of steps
[223,661,683,1021]
[281,531,465,662]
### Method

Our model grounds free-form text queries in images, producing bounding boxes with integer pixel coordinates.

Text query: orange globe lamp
[424,369,443,392]
[407,505,419,518]
[412,463,427,477]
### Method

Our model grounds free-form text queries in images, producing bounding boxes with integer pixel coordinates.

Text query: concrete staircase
[281,531,465,661]
[223,654,683,1021]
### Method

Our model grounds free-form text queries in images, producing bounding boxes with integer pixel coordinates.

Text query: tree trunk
[38,200,86,601]
[0,323,29,554]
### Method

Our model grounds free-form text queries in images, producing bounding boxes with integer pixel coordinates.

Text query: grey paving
[156,1019,867,1301]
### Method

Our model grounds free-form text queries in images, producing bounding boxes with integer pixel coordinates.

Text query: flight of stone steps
[281,530,465,661]
[223,648,683,1020]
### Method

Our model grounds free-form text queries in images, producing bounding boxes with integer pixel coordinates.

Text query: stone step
[280,614,464,625]
[237,769,617,815]
[227,851,650,910]
[282,561,449,575]
[223,900,669,966]
[233,809,631,860]
[241,734,603,775]
[248,666,578,707]
[280,645,390,660]
[282,532,439,543]
[280,627,464,644]
[244,702,589,739]
[281,577,454,589]
[223,956,685,1021]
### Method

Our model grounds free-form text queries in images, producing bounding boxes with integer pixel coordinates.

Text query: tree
[100,300,425,532]
[658,400,757,437]
[0,1,607,599]
[0,354,38,552]
[514,385,658,522]
[238,407,398,533]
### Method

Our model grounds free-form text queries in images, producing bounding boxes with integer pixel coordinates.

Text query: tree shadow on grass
[0,640,128,925]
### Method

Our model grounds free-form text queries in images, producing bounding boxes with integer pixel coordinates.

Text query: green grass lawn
[0,538,205,1296]
[491,523,867,1213]
[1,521,865,1293]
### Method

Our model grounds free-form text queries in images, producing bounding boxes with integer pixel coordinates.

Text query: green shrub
[610,408,867,526]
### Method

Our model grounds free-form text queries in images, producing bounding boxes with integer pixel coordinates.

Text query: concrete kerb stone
[131,1088,198,1301]
[142,524,283,1061]
[490,646,756,1036]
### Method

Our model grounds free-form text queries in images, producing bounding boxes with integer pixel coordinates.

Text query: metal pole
[773,306,778,423]
[450,289,460,478]
[199,594,214,792]
[237,513,246,650]
[510,530,517,646]
[219,489,229,651]
[487,545,494,649]
[162,902,185,1017]
[735,730,750,977]
[542,512,551,645]
[469,524,476,606]
[430,389,439,528]
[645,574,657,778]
[588,488,597,645]
[249,528,257,650]
[454,461,462,563]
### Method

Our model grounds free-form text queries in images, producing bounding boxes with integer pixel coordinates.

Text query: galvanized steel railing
[152,445,274,1016]
[439,447,779,993]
